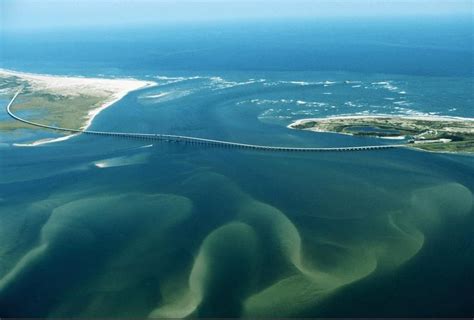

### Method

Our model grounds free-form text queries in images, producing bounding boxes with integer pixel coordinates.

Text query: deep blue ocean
[0,17,473,317]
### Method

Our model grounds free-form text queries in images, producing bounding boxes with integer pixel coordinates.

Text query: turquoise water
[0,19,473,317]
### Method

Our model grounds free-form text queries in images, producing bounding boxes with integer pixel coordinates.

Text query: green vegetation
[414,139,474,152]
[12,93,103,129]
[290,116,474,153]
[0,74,105,133]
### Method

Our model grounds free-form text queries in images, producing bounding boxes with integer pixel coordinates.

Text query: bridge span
[6,87,407,152]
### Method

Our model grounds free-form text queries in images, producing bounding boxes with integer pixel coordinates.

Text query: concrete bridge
[6,87,406,152]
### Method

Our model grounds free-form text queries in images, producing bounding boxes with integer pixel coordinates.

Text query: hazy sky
[2,0,472,30]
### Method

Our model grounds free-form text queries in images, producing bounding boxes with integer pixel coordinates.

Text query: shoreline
[287,113,474,154]
[1,69,156,146]
[288,114,474,129]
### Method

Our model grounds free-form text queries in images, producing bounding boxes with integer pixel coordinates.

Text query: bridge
[6,87,407,152]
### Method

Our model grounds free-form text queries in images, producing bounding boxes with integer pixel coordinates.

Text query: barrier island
[0,69,155,145]
[289,115,474,153]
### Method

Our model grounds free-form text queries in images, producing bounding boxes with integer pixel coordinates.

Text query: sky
[1,0,473,30]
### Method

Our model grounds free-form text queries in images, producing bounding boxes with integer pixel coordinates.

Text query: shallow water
[1,70,473,317]
[0,19,473,317]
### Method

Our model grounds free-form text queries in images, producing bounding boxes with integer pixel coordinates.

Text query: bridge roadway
[6,87,407,152]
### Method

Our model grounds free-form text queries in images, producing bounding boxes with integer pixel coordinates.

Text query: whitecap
[344,101,358,107]
[288,81,311,86]
[209,77,264,90]
[152,75,204,86]
[371,81,400,92]
[393,100,413,107]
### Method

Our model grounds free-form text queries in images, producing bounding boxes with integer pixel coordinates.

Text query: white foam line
[13,133,80,147]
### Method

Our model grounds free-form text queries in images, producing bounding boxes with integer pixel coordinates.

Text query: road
[6,87,407,152]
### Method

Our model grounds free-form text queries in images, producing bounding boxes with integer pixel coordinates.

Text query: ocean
[0,17,473,317]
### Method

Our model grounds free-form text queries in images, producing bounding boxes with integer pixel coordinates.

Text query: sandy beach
[288,114,474,129]
[0,69,156,146]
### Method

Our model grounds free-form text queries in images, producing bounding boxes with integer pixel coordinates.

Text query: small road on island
[6,87,408,152]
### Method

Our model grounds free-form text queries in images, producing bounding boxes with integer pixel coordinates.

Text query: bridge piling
[5,87,406,153]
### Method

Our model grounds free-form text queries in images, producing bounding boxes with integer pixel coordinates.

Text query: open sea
[0,17,473,317]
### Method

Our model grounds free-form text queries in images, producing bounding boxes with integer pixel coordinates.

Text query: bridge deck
[6,87,406,152]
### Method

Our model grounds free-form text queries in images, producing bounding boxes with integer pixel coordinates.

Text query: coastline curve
[6,87,407,153]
